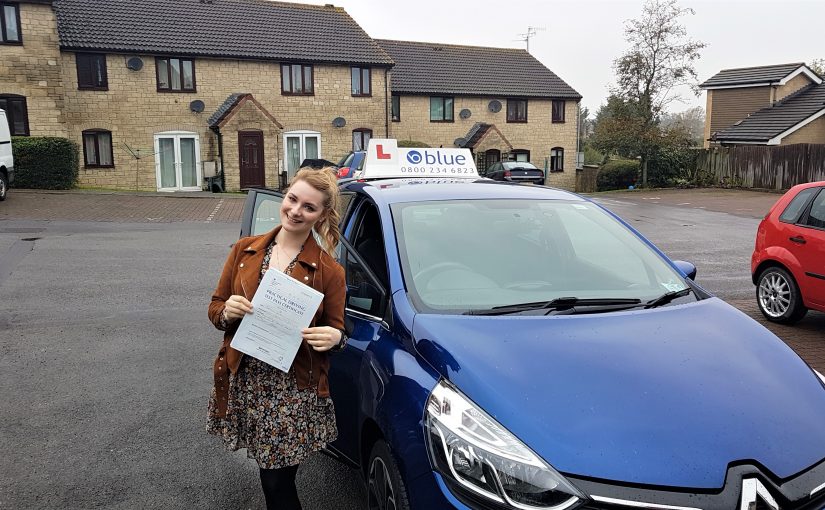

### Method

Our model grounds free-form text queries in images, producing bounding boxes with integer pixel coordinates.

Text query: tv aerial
[515,26,545,53]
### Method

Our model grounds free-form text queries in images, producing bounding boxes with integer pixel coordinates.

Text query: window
[780,187,818,224]
[1,3,21,43]
[352,128,372,151]
[549,147,564,172]
[507,99,528,123]
[430,96,454,122]
[552,100,566,123]
[511,149,530,162]
[803,190,825,229]
[156,57,196,92]
[391,95,400,122]
[351,66,371,96]
[281,64,313,95]
[82,130,114,167]
[76,53,108,90]
[0,94,28,135]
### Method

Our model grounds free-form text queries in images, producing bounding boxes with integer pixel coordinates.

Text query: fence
[696,143,825,189]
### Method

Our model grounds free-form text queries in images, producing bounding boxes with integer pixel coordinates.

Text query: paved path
[0,189,245,223]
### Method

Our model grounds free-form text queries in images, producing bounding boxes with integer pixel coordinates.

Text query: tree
[600,0,705,185]
[810,59,825,76]
[660,106,705,144]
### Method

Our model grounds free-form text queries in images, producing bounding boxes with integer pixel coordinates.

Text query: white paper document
[230,268,324,372]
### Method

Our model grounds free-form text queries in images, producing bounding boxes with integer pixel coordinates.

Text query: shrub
[397,140,430,148]
[597,159,639,191]
[646,145,698,187]
[11,137,79,189]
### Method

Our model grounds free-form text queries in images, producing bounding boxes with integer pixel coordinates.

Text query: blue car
[240,144,825,510]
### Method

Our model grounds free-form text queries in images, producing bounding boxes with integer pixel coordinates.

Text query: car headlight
[426,380,583,509]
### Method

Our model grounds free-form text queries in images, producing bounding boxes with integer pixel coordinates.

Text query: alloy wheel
[758,271,792,318]
[368,456,396,510]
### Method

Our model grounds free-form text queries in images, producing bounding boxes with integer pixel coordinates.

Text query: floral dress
[206,241,338,469]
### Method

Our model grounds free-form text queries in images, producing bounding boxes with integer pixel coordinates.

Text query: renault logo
[740,478,779,510]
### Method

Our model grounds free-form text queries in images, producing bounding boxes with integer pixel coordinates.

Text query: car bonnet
[412,297,825,489]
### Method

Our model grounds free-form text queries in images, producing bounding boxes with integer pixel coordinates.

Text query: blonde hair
[290,167,341,255]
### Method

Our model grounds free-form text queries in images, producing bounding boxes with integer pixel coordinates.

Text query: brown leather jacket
[208,226,346,418]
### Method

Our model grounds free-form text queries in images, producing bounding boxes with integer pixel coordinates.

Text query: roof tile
[54,0,394,65]
[377,39,581,99]
[700,63,808,88]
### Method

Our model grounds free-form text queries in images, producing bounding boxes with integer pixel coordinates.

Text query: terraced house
[1,0,581,192]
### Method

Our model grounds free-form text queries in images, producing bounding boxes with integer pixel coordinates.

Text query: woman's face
[280,179,326,236]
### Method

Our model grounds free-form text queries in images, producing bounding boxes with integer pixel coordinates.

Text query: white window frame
[153,131,202,192]
[283,130,322,180]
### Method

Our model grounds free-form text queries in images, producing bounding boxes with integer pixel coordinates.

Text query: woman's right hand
[223,295,253,322]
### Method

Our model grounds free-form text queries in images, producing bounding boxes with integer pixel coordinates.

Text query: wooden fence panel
[697,143,825,189]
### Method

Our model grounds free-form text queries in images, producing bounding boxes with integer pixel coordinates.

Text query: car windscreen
[337,153,354,167]
[392,199,690,314]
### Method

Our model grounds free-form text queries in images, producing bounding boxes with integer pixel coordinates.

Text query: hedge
[597,159,639,191]
[11,136,79,189]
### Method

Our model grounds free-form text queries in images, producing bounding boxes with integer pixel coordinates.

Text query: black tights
[259,464,301,510]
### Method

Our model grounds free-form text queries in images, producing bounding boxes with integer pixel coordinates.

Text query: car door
[793,188,825,306]
[487,162,502,180]
[327,199,393,463]
[240,188,283,237]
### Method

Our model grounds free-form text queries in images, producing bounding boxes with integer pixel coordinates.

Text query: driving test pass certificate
[230,268,324,372]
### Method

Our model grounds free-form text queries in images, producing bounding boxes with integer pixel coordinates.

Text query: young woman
[206,167,346,510]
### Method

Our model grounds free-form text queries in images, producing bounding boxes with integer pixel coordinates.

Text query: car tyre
[756,266,807,324]
[367,439,410,510]
[0,172,7,201]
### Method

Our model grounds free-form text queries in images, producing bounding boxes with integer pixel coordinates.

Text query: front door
[485,149,501,168]
[284,131,321,181]
[239,131,265,189]
[154,132,201,191]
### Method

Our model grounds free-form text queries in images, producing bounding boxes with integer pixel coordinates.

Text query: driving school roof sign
[363,139,479,179]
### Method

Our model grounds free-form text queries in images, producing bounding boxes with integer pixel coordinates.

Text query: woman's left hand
[302,326,342,352]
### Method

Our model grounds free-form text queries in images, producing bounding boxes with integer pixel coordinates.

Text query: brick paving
[0,189,245,223]
[1,188,822,370]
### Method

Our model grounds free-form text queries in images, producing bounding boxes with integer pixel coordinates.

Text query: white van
[0,108,13,200]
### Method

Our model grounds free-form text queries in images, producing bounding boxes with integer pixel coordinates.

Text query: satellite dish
[459,108,472,119]
[126,57,144,71]
[332,117,346,128]
[189,100,205,113]
[453,137,467,147]
[488,100,502,113]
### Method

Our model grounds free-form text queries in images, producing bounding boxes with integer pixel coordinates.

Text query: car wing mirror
[673,260,697,280]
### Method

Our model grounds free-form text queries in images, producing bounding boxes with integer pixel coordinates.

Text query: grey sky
[285,0,825,116]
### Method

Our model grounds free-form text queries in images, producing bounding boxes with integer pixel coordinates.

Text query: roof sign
[362,139,479,179]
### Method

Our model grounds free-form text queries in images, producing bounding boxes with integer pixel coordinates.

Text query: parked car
[752,181,825,323]
[299,158,338,171]
[486,161,544,185]
[335,150,366,179]
[0,108,14,201]
[240,150,825,510]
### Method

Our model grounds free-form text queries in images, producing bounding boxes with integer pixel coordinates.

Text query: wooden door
[239,131,265,189]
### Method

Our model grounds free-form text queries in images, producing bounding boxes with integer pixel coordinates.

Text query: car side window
[350,202,389,288]
[248,192,282,236]
[803,189,825,229]
[779,188,817,224]
[340,241,387,319]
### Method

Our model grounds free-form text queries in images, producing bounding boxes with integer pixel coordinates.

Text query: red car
[751,181,825,323]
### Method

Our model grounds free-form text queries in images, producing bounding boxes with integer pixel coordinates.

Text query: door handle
[789,236,806,244]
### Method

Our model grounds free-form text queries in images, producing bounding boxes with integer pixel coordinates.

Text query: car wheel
[0,172,7,201]
[367,439,410,510]
[756,266,807,324]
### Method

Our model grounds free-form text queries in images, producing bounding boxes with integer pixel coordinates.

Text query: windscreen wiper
[464,297,642,316]
[643,288,693,309]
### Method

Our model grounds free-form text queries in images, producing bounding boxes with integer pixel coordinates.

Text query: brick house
[699,63,824,147]
[1,0,581,192]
